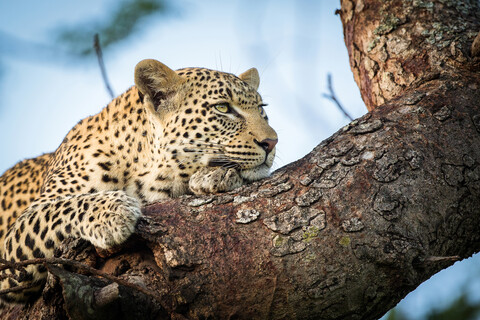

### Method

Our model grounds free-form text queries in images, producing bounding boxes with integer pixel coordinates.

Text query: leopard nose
[254,138,278,154]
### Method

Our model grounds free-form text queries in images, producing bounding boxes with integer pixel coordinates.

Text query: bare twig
[0,257,42,271]
[93,34,115,99]
[0,284,37,295]
[472,31,480,57]
[424,255,460,262]
[322,73,354,121]
[0,257,163,303]
[0,273,19,281]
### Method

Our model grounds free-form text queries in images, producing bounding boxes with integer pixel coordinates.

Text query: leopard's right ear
[134,59,183,109]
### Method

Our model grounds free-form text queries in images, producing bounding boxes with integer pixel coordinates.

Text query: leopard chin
[239,163,272,182]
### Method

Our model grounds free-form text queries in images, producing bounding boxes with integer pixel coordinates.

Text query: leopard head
[134,59,277,183]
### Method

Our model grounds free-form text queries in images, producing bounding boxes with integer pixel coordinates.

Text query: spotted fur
[0,59,277,303]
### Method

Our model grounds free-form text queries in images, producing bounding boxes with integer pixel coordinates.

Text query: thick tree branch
[1,1,480,319]
[340,0,480,111]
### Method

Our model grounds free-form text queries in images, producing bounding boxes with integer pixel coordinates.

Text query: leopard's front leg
[0,190,140,303]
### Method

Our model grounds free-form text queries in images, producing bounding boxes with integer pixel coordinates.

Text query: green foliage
[56,0,169,56]
[426,294,480,320]
[385,293,480,320]
[385,308,408,320]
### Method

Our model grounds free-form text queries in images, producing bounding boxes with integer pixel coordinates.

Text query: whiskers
[159,138,265,171]
[208,158,240,169]
[179,139,225,153]
[173,139,244,169]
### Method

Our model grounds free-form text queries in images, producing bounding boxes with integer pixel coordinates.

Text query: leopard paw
[78,191,142,249]
[189,167,244,195]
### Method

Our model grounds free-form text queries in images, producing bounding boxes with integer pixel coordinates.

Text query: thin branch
[424,255,461,262]
[322,73,354,121]
[93,34,115,99]
[0,273,18,281]
[0,284,37,295]
[0,257,163,303]
[0,257,38,271]
[471,31,480,57]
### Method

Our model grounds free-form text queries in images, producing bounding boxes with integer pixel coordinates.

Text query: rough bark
[2,0,480,319]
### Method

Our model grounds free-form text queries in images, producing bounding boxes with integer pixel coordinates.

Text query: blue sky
[0,1,478,318]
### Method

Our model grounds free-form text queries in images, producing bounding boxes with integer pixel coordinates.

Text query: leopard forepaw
[189,167,244,195]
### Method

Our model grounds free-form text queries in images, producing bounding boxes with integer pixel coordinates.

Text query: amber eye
[214,103,230,113]
[259,106,265,117]
[259,104,268,119]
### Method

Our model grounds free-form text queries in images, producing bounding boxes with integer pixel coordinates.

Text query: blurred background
[0,1,478,319]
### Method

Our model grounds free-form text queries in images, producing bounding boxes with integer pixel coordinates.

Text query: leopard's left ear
[238,68,260,90]
[135,59,184,110]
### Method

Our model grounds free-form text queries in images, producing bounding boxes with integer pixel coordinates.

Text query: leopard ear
[238,68,260,90]
[134,59,183,107]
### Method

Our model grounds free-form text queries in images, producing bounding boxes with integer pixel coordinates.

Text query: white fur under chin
[240,164,271,182]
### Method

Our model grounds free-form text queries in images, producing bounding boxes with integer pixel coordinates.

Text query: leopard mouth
[207,151,274,181]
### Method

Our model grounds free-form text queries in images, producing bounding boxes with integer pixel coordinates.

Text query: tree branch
[0,256,163,303]
[322,73,353,121]
[1,1,479,319]
[471,31,480,57]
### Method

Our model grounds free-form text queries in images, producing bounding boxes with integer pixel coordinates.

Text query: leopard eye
[259,106,265,117]
[214,103,230,113]
[259,104,268,119]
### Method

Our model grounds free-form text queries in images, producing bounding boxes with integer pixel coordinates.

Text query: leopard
[0,59,277,303]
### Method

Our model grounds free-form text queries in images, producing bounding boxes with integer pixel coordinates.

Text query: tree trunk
[2,0,480,319]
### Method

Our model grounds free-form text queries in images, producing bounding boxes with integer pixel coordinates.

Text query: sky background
[0,1,479,319]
